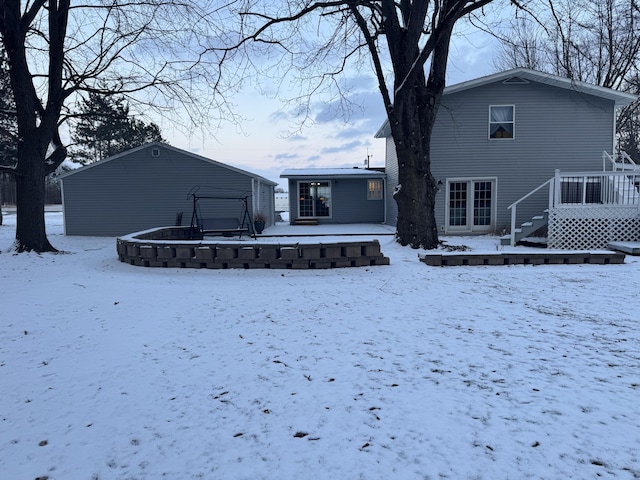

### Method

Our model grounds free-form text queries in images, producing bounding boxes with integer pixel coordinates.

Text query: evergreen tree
[0,48,16,164]
[70,92,165,165]
[0,47,17,225]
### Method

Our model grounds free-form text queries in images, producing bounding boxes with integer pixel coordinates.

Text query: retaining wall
[420,251,625,267]
[117,226,390,269]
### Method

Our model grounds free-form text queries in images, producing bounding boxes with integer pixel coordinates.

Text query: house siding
[252,178,276,225]
[332,178,384,223]
[384,138,400,226]
[62,144,274,236]
[385,80,616,233]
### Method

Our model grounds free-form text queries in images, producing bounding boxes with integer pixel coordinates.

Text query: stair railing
[506,178,553,247]
[603,150,638,171]
[619,151,638,171]
[603,151,616,171]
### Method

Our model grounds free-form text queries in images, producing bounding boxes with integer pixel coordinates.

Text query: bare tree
[498,0,640,88]
[210,0,517,249]
[493,15,547,72]
[495,0,640,155]
[0,0,237,252]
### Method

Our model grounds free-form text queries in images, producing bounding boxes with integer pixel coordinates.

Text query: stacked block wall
[117,227,390,269]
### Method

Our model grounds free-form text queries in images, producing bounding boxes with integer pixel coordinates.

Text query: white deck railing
[553,170,640,207]
[507,157,640,246]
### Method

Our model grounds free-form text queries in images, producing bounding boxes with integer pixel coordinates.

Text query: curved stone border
[117,226,390,269]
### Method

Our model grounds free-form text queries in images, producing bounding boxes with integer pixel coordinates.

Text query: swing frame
[188,188,256,239]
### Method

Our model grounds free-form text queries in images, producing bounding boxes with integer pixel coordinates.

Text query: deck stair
[610,152,639,204]
[501,210,548,245]
[613,174,640,204]
[293,219,319,226]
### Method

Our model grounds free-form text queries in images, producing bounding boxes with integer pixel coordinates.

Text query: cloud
[334,127,361,139]
[287,134,307,142]
[274,152,300,161]
[313,89,386,134]
[269,111,289,122]
[321,140,362,154]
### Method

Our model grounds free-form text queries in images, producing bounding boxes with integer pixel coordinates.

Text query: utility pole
[364,149,372,169]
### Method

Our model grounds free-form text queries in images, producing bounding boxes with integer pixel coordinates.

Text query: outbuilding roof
[281,167,385,178]
[374,67,638,138]
[59,142,277,186]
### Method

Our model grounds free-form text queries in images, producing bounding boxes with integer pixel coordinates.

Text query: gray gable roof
[59,141,277,186]
[374,68,638,138]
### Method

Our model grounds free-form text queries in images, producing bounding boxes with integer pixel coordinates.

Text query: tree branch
[348,4,392,112]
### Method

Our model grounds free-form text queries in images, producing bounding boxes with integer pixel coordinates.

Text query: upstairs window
[489,105,515,139]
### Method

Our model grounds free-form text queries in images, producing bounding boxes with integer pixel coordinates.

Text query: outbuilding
[60,142,277,236]
[280,167,386,224]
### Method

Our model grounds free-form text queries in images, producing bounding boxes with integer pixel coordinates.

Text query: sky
[2,212,639,479]
[163,26,499,189]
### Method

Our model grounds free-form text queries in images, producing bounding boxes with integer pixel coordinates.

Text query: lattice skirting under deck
[548,206,640,249]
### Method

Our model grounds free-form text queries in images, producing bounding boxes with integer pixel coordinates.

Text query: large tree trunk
[386,14,455,250]
[387,62,444,250]
[391,94,439,249]
[14,146,56,252]
[1,0,66,253]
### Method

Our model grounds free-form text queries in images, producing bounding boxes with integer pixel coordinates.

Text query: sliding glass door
[298,181,331,218]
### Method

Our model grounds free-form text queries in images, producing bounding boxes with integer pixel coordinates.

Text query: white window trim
[489,105,515,140]
[444,177,498,234]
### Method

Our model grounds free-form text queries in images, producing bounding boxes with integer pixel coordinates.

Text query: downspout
[383,176,387,224]
[60,179,66,235]
[251,178,256,215]
[613,106,618,156]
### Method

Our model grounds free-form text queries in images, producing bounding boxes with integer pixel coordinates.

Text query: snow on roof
[281,167,385,178]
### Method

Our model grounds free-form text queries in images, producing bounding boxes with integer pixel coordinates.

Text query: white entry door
[446,178,496,233]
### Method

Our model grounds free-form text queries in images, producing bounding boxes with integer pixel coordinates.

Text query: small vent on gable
[152,148,160,157]
[503,76,529,84]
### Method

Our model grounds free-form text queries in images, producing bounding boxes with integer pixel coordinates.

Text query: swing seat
[198,217,249,237]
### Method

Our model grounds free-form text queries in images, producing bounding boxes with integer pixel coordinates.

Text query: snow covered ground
[1,212,639,480]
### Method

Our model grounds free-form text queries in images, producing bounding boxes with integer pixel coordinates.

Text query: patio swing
[188,186,255,239]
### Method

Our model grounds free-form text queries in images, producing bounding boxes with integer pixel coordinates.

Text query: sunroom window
[489,105,514,139]
[367,179,383,200]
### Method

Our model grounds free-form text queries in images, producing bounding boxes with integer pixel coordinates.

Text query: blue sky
[165,26,499,189]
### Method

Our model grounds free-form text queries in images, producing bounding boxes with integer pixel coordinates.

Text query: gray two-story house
[375,68,637,245]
